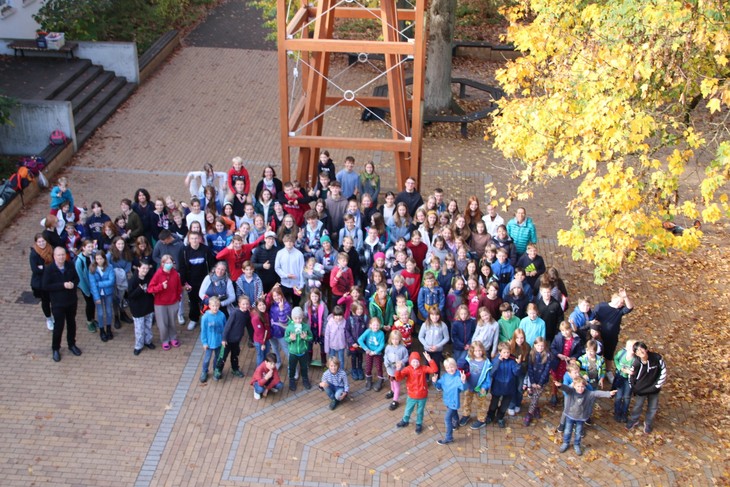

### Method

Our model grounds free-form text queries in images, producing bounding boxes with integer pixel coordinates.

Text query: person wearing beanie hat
[285,306,313,391]
[394,351,438,434]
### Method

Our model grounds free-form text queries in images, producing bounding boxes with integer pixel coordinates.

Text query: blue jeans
[629,392,660,429]
[329,348,345,368]
[254,341,270,366]
[253,381,283,394]
[403,397,427,425]
[95,294,113,327]
[444,407,459,441]
[269,337,284,367]
[202,346,220,373]
[452,349,468,364]
[613,374,632,418]
[324,384,347,401]
[563,417,585,447]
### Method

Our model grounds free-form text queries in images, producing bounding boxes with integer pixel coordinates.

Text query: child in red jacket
[395,351,438,434]
[330,252,354,301]
[250,353,283,400]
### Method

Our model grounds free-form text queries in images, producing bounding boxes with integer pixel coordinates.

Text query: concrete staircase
[46,59,136,146]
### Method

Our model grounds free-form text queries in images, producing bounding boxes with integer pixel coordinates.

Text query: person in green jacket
[285,307,313,391]
[368,283,395,330]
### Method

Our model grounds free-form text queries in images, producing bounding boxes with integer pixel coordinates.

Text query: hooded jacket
[394,352,438,400]
[630,351,667,396]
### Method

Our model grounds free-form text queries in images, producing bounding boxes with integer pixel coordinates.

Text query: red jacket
[330,265,354,297]
[227,167,251,195]
[250,361,281,390]
[394,352,438,399]
[216,233,265,281]
[251,311,270,344]
[147,267,182,305]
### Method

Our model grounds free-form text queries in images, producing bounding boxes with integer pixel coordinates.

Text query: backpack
[50,130,68,146]
[19,156,47,176]
[8,166,34,192]
[0,180,17,207]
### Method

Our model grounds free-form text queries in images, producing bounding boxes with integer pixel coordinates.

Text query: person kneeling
[320,356,349,410]
[251,353,284,400]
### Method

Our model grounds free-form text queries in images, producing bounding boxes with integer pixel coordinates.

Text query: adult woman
[133,188,155,240]
[255,166,283,202]
[148,254,183,350]
[42,214,65,249]
[185,162,227,206]
[30,233,54,330]
[89,251,116,342]
[198,261,236,318]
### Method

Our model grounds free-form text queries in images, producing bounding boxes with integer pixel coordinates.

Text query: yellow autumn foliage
[490,0,730,283]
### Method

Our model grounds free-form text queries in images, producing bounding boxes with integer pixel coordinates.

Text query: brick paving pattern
[0,42,723,487]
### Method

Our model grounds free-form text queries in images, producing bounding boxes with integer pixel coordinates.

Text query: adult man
[626,342,666,434]
[535,285,564,343]
[482,204,505,238]
[593,288,634,365]
[275,234,305,305]
[251,231,280,292]
[178,231,216,330]
[43,247,81,362]
[506,207,537,256]
[395,177,423,218]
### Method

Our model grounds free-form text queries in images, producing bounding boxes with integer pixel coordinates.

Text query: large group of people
[30,154,666,453]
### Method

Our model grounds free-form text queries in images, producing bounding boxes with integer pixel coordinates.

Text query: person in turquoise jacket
[357,317,386,390]
[88,252,116,342]
[519,303,545,347]
[433,357,467,445]
[200,296,226,383]
[506,207,537,256]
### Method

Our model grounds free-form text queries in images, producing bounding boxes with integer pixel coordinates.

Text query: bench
[8,40,79,60]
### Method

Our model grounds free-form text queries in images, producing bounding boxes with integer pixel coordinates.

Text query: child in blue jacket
[433,357,467,445]
[450,305,476,363]
[89,252,116,342]
[487,342,521,427]
[200,296,226,383]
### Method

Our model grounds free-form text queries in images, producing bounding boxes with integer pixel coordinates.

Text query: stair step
[44,59,92,100]
[73,77,127,129]
[70,71,116,114]
[52,65,104,103]
[76,82,137,146]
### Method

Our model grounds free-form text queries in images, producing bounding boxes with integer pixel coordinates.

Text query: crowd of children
[31,154,665,453]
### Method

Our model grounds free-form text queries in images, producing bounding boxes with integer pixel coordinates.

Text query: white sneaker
[46,318,54,331]
[177,313,185,325]
[187,321,197,331]
[253,391,261,400]
[514,407,521,413]
[507,408,515,416]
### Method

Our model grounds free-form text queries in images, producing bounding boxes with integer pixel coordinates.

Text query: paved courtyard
[0,6,726,486]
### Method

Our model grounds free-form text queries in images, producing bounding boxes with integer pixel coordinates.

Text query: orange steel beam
[323,96,413,108]
[282,38,414,55]
[306,6,416,21]
[277,0,291,182]
[408,0,426,187]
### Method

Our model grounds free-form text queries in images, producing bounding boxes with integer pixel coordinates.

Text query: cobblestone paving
[0,46,723,486]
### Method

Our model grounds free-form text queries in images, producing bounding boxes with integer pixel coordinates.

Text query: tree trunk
[424,0,457,115]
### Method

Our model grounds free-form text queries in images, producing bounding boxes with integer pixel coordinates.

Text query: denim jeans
[201,346,220,373]
[329,348,345,369]
[563,417,585,447]
[325,385,347,401]
[95,294,114,327]
[269,338,283,367]
[613,374,632,418]
[444,407,459,441]
[452,349,468,364]
[629,392,660,428]
[254,341,270,366]
[253,381,283,394]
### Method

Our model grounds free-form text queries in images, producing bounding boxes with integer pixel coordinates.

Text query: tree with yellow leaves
[489,0,730,283]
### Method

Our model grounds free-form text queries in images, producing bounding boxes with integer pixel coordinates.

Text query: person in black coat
[251,233,280,292]
[178,231,216,330]
[127,259,156,355]
[215,296,251,379]
[42,247,81,362]
[30,233,54,330]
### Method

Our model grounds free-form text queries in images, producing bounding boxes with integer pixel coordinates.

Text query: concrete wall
[0,0,44,39]
[0,99,76,154]
[76,41,139,83]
